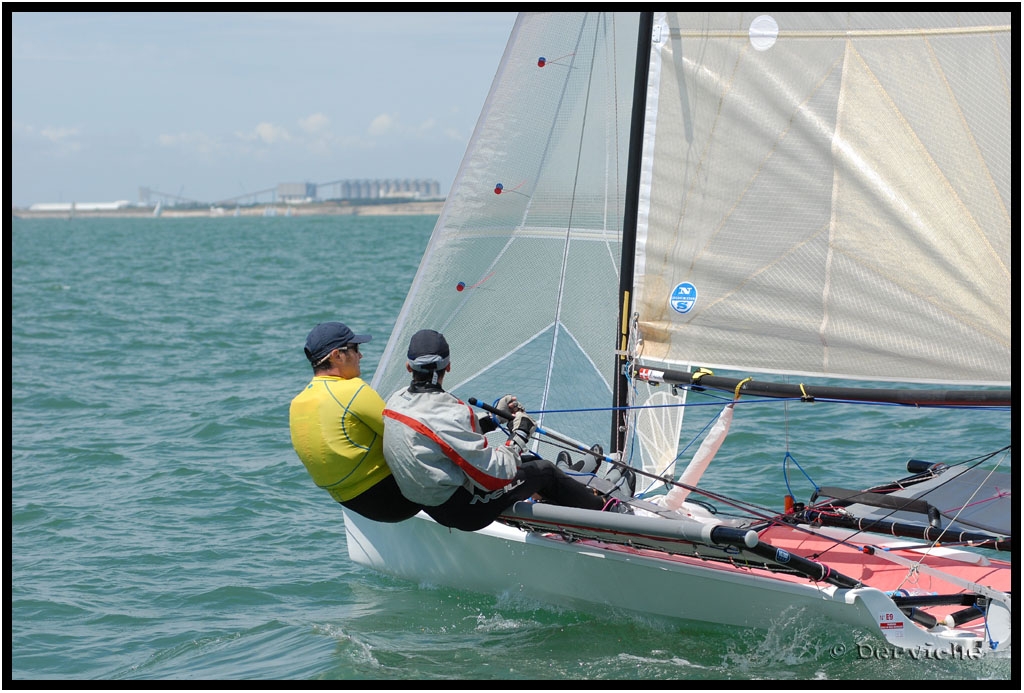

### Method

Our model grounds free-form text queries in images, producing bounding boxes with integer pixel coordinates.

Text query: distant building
[318,178,441,201]
[277,182,317,203]
[28,200,131,212]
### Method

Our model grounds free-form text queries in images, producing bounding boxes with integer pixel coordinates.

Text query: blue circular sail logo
[670,282,697,314]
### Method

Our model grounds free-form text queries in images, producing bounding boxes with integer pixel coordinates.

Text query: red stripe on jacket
[383,407,514,491]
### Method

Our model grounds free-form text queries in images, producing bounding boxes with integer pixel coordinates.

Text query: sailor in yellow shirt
[290,321,422,522]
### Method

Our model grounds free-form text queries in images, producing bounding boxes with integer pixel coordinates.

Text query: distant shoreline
[13,199,444,219]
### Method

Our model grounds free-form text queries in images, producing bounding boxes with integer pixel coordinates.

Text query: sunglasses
[313,343,360,368]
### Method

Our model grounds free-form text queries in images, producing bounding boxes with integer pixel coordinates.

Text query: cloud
[368,113,397,137]
[255,122,291,144]
[157,131,220,154]
[234,122,292,145]
[366,113,445,141]
[39,126,81,144]
[11,122,84,154]
[298,112,330,134]
[442,126,465,141]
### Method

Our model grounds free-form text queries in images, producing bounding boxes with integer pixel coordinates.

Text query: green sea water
[10,215,1013,682]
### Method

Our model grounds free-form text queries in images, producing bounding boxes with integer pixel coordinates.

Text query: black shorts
[341,474,422,523]
[424,457,605,532]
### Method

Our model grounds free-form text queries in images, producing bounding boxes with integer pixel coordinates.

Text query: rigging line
[541,12,606,424]
[524,403,1009,571]
[944,489,1011,515]
[535,395,794,416]
[624,360,646,470]
[478,403,1010,560]
[864,545,1009,603]
[783,452,819,498]
[760,445,1013,560]
[856,538,1004,552]
[651,475,782,524]
[455,17,600,415]
[638,401,722,497]
[857,448,1008,513]
[780,376,799,494]
[849,447,1010,499]
[944,445,1012,470]
[473,396,783,520]
[782,395,791,452]
[890,455,1010,594]
[605,13,623,238]
[804,447,1011,565]
[662,453,1011,572]
[519,17,623,427]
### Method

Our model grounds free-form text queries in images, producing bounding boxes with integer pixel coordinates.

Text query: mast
[611,12,654,455]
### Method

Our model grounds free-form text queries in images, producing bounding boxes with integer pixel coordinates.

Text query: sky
[10,11,519,208]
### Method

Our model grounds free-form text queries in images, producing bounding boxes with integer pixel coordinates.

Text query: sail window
[749,15,779,51]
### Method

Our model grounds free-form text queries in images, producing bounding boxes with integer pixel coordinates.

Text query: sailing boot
[585,444,604,474]
[601,464,637,500]
[603,497,634,514]
[558,446,603,474]
[556,451,576,471]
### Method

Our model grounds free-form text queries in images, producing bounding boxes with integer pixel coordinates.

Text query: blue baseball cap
[304,322,371,364]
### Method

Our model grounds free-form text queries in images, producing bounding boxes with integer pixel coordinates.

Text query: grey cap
[407,329,450,372]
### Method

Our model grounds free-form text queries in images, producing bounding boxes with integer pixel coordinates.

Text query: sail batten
[670,26,1012,40]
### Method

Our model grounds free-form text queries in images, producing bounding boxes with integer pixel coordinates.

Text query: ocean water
[10,215,1013,682]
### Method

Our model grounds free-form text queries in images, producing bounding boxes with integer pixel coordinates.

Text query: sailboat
[342,12,1011,656]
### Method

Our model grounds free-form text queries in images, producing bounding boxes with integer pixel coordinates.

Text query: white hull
[343,509,1009,655]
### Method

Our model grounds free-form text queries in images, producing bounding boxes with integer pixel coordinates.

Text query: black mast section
[612,12,654,455]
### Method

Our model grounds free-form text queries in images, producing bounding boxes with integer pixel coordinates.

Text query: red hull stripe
[383,408,513,491]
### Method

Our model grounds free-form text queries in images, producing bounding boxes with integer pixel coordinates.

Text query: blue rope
[783,451,819,497]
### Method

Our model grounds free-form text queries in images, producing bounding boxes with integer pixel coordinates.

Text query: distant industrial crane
[138,186,203,206]
[211,187,278,206]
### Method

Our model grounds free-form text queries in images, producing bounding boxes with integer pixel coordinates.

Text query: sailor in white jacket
[382,329,607,531]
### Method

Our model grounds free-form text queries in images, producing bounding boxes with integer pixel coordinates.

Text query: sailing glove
[477,412,498,434]
[508,411,536,455]
[494,394,522,418]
